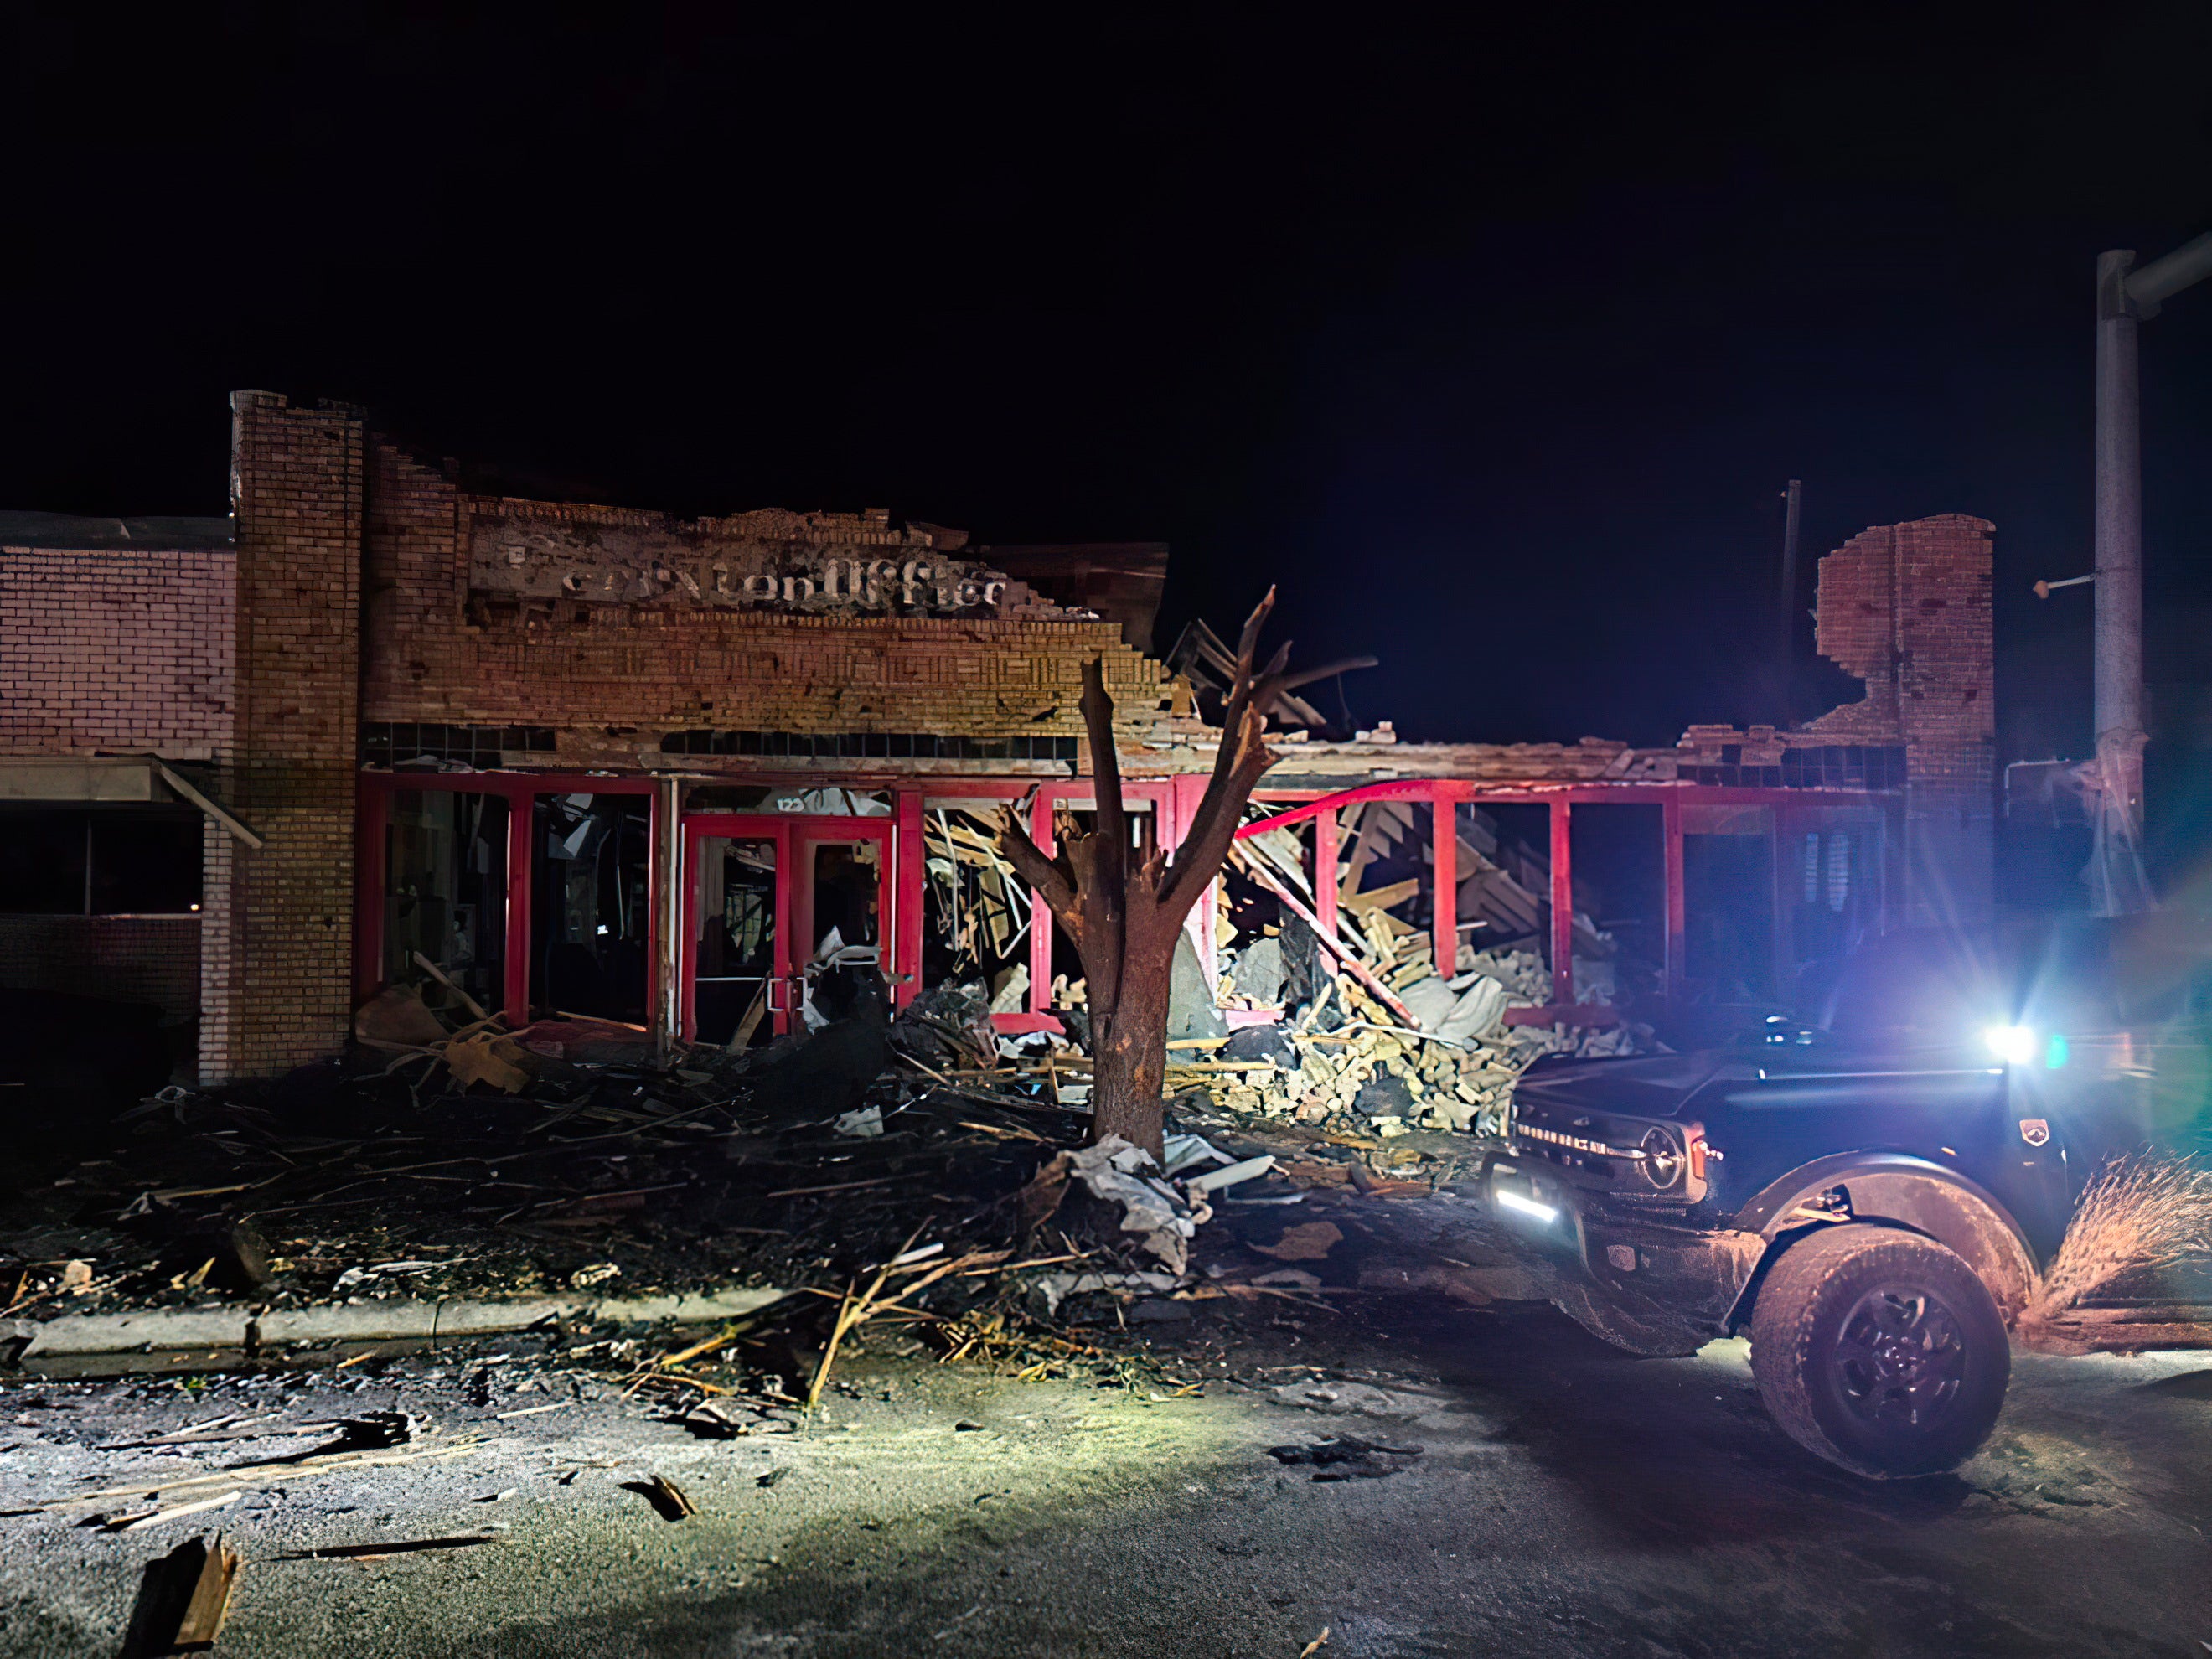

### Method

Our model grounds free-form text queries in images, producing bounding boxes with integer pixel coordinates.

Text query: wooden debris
[442,1033,531,1093]
[638,1474,696,1521]
[1251,1222,1343,1262]
[111,1491,241,1533]
[173,1534,242,1651]
[292,1534,500,1561]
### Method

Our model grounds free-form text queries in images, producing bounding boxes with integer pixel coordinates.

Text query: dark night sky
[8,4,2210,766]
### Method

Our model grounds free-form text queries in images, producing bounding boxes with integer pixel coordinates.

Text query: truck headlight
[1982,1024,2038,1066]
[1641,1127,1682,1188]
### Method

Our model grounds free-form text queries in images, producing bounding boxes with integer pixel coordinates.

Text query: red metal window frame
[354,772,660,1026]
[1237,778,1900,1023]
[892,776,1190,1035]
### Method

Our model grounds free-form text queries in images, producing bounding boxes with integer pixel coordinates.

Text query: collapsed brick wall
[0,545,235,758]
[1804,513,1996,924]
[358,439,1162,762]
[202,392,364,1078]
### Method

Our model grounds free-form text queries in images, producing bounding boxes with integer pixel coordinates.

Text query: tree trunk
[1088,957,1171,1154]
[995,590,1354,1163]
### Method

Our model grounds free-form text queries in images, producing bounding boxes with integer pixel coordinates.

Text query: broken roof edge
[0,510,234,550]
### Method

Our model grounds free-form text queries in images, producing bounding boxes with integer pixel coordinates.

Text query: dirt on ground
[4,1183,2210,1659]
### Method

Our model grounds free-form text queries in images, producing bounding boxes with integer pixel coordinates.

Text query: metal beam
[1548,798,1574,1006]
[2123,230,2212,313]
[150,762,264,850]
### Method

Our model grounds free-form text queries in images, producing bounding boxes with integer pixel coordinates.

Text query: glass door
[683,815,790,1047]
[793,824,893,1026]
[681,814,897,1045]
[691,828,783,1048]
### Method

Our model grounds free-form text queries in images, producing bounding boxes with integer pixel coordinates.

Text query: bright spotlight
[1982,1024,2038,1066]
[1496,1188,1559,1225]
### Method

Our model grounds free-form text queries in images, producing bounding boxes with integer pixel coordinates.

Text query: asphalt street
[4,1274,2209,1658]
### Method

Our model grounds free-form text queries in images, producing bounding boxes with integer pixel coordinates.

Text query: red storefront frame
[354,767,1900,1045]
[354,772,660,1027]
[677,811,895,1043]
[1237,778,1899,1022]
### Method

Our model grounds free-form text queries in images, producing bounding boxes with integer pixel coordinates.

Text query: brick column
[1804,514,1995,931]
[203,391,364,1078]
[1894,515,1996,930]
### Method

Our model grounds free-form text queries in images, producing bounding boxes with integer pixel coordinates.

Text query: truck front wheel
[1749,1224,2009,1478]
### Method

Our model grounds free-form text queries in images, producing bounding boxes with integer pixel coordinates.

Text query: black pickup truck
[1477,925,2212,1478]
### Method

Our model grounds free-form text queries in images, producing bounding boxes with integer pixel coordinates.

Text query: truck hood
[1511,1050,1729,1121]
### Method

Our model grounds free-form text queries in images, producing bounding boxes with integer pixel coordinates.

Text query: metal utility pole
[1778,478,1803,726]
[2089,231,2212,915]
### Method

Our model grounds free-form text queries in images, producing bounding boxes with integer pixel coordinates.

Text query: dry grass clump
[2031,1153,2212,1321]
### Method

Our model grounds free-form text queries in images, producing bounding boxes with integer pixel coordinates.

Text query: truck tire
[1748,1224,2009,1478]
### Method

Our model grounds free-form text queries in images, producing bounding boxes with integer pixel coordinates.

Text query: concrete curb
[8,1284,791,1359]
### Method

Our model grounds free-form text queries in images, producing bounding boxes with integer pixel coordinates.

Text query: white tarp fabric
[1065,1135,1213,1274]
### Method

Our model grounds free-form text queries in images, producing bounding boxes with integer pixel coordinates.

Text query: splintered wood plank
[1340,804,1393,900]
[1342,877,1419,917]
[174,1535,242,1651]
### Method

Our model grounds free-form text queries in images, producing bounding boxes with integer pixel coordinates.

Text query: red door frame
[354,772,659,1026]
[678,811,895,1043]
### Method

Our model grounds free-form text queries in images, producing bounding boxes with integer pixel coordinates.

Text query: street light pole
[2086,230,2212,915]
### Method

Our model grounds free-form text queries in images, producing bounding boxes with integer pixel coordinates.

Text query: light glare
[1983,1024,2038,1066]
[1496,1188,1559,1224]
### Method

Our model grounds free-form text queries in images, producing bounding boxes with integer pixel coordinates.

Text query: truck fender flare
[1728,1153,2038,1325]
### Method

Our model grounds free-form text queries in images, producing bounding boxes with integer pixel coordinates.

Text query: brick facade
[201,392,364,1078]
[0,393,2006,1072]
[1806,514,1994,925]
[0,545,235,759]
[357,438,1164,765]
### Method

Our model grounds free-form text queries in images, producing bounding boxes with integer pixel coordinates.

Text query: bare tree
[997,590,1347,1160]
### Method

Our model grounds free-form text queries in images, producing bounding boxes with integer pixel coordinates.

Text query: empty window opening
[923,806,1033,1010]
[530,793,650,1023]
[383,791,509,1019]
[0,808,202,916]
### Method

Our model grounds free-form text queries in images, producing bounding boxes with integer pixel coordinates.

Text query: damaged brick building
[0,392,1993,1082]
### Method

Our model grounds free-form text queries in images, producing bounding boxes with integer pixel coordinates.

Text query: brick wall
[0,916,201,1018]
[358,438,1164,762]
[0,545,235,758]
[1804,513,1996,925]
[202,392,364,1078]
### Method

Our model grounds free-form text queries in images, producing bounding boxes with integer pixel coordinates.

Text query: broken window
[1682,803,1775,999]
[1459,803,1550,958]
[693,833,778,1047]
[1041,802,1155,1013]
[530,793,651,1023]
[922,804,1035,1011]
[382,790,509,1017]
[1786,811,1884,1005]
[1567,803,1662,1010]
[0,808,202,915]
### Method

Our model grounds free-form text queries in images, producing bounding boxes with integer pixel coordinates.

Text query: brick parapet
[359,436,1169,762]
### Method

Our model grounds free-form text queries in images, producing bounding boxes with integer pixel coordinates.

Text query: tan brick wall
[204,392,364,1078]
[358,439,1165,762]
